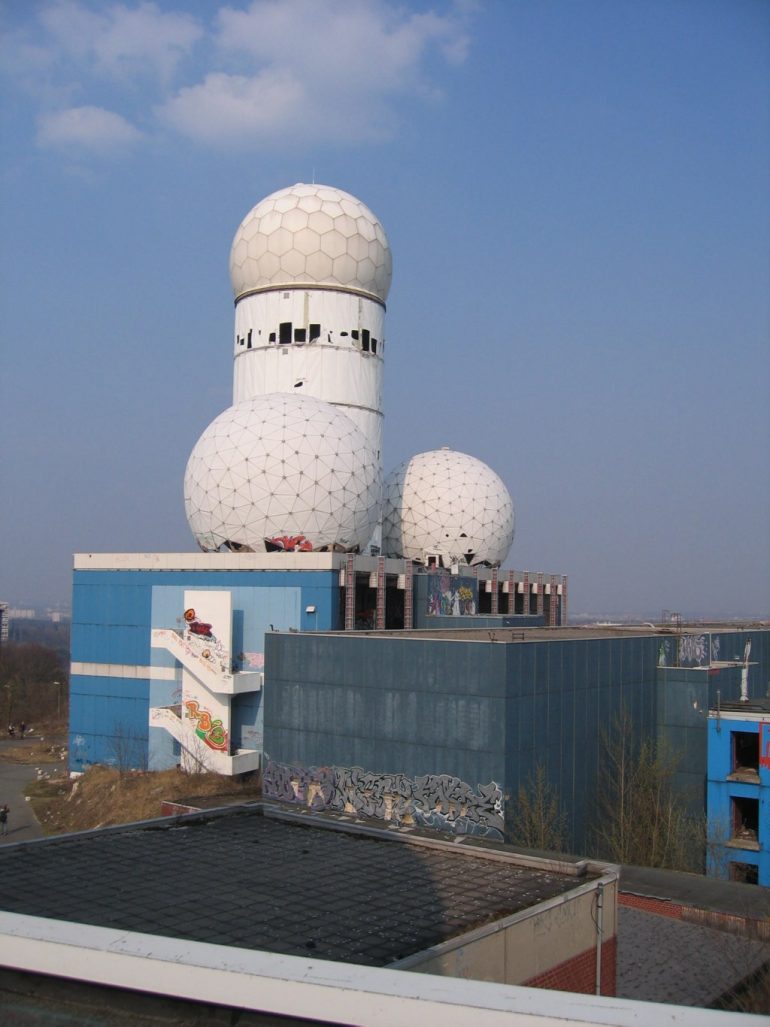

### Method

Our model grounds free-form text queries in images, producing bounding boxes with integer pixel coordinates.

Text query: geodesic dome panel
[184,394,381,553]
[230,183,392,302]
[382,449,514,567]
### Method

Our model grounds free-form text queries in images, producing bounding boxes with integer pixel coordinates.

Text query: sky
[1,0,768,620]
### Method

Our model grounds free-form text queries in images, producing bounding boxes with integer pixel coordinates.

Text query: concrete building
[707,697,770,885]
[69,552,563,776]
[262,623,770,854]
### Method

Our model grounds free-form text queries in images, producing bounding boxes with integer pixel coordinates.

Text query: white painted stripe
[0,912,754,1027]
[70,662,177,681]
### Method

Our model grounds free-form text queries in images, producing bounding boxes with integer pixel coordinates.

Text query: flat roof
[312,623,769,644]
[0,805,607,968]
[72,552,565,580]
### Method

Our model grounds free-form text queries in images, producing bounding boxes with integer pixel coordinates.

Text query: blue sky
[1,0,768,619]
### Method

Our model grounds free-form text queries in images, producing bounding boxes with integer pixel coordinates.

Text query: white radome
[184,393,381,553]
[382,449,515,567]
[230,183,392,302]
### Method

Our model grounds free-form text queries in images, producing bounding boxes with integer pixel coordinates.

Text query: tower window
[279,322,292,345]
[362,329,370,352]
[294,328,307,342]
[269,332,276,343]
[247,329,252,350]
[309,323,321,342]
[371,338,377,354]
[351,330,359,341]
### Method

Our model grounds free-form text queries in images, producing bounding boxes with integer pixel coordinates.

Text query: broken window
[279,322,292,345]
[730,861,758,885]
[732,731,759,772]
[731,796,759,846]
[309,323,321,342]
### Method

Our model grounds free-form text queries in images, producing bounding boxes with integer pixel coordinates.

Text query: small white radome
[382,448,515,567]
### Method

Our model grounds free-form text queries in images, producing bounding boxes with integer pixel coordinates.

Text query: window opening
[309,323,321,342]
[732,731,759,772]
[351,330,359,341]
[730,861,758,885]
[362,329,370,352]
[371,338,377,354]
[247,329,252,350]
[294,328,307,343]
[731,796,759,846]
[269,332,276,343]
[340,331,348,337]
[279,322,292,345]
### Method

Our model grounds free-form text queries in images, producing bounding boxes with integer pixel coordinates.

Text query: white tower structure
[229,183,392,460]
[184,183,391,555]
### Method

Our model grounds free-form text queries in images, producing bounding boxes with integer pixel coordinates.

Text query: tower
[229,183,392,463]
[185,184,391,555]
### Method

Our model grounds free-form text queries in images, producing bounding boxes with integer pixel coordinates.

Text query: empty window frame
[309,323,321,342]
[732,731,759,772]
[294,328,307,342]
[371,337,377,354]
[362,329,370,352]
[279,322,292,345]
[351,330,359,341]
[247,329,253,350]
[730,861,758,885]
[731,796,759,844]
[269,332,276,343]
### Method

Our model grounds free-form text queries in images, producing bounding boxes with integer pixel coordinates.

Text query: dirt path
[0,736,65,845]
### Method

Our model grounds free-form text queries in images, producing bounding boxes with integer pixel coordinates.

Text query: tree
[594,711,704,871]
[510,764,568,852]
[0,642,68,727]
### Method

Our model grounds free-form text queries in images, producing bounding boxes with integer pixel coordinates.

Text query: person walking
[0,805,8,836]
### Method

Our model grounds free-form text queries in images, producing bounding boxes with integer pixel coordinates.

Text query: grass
[26,764,260,836]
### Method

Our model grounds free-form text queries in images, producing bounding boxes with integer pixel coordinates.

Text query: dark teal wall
[264,631,662,851]
[265,633,508,787]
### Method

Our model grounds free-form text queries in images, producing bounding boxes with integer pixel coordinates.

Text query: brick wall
[524,936,616,996]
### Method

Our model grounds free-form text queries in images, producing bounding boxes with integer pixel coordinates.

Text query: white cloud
[4,0,474,155]
[37,106,143,152]
[159,0,472,146]
[39,0,202,82]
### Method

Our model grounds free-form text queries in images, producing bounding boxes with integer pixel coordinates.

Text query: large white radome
[230,183,392,302]
[382,449,515,567]
[185,394,381,553]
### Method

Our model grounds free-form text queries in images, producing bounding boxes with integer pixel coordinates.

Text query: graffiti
[184,700,228,751]
[240,651,264,670]
[178,607,230,675]
[184,608,212,637]
[710,635,721,663]
[265,534,313,552]
[426,574,477,617]
[263,760,504,839]
[678,634,708,667]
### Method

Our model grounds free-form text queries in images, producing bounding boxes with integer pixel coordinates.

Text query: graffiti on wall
[263,760,504,839]
[184,700,228,751]
[658,634,722,669]
[180,607,230,675]
[677,634,709,668]
[426,573,477,617]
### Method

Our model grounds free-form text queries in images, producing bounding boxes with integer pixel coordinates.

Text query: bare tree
[594,711,704,871]
[510,764,567,852]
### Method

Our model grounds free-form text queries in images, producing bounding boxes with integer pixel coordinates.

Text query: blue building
[69,552,558,774]
[707,697,770,885]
